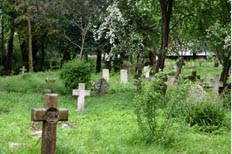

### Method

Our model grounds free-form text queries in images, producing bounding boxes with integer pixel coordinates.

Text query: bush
[60,60,93,90]
[185,100,225,132]
[134,71,172,144]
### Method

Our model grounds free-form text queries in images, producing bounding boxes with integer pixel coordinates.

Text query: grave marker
[72,83,90,112]
[20,66,27,74]
[143,66,150,78]
[209,76,223,94]
[102,69,109,81]
[31,94,68,154]
[93,78,109,96]
[120,69,128,84]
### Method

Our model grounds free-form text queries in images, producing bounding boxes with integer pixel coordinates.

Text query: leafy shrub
[134,71,172,144]
[166,81,226,133]
[185,100,225,132]
[60,60,93,90]
[219,92,231,110]
[166,80,193,118]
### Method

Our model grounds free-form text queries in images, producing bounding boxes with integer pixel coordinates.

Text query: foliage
[167,80,226,133]
[134,71,172,144]
[185,100,225,133]
[166,80,193,118]
[60,60,93,90]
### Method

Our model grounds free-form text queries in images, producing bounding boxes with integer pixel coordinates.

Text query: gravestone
[31,94,68,154]
[120,69,128,84]
[209,76,223,94]
[93,78,109,96]
[72,84,90,112]
[102,69,109,81]
[20,66,27,74]
[143,66,150,78]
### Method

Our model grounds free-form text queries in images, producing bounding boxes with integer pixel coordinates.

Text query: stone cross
[209,76,223,94]
[31,94,68,154]
[120,69,128,84]
[102,69,109,81]
[143,66,150,78]
[20,66,27,74]
[72,83,90,112]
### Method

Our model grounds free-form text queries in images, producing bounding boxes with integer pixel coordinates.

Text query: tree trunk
[149,49,156,66]
[96,50,102,73]
[39,37,45,71]
[219,52,231,93]
[156,0,174,72]
[1,15,4,65]
[5,27,14,75]
[27,14,33,72]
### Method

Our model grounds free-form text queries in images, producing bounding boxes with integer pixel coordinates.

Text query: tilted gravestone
[72,83,90,112]
[93,78,109,96]
[31,94,68,154]
[120,69,128,84]
[102,69,109,81]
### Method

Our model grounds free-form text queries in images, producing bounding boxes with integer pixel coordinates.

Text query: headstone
[72,84,90,112]
[188,85,208,103]
[120,69,128,84]
[31,94,68,154]
[20,66,27,74]
[102,69,109,81]
[209,75,223,94]
[143,66,150,78]
[93,78,109,96]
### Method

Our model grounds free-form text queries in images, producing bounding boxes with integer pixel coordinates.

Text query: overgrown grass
[0,60,230,154]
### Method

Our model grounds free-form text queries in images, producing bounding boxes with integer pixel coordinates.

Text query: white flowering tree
[93,2,145,59]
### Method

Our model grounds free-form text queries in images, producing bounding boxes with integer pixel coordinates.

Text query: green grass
[0,61,230,154]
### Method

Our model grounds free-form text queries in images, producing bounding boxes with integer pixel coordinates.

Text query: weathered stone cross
[72,83,90,112]
[31,94,68,154]
[209,76,223,94]
[20,66,27,74]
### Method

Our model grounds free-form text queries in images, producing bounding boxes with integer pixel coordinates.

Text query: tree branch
[169,13,194,32]
[64,34,81,49]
